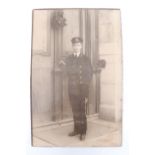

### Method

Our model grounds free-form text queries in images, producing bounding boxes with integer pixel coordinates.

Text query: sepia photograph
[31,8,122,147]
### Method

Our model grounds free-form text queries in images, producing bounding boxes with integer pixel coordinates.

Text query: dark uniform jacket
[65,53,93,97]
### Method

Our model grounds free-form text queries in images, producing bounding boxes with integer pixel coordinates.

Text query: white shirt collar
[74,52,80,57]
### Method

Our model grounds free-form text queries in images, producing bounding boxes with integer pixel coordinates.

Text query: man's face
[72,42,82,53]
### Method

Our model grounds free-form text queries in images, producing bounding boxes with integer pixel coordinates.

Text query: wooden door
[51,9,100,121]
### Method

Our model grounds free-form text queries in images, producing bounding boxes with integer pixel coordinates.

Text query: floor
[32,117,122,147]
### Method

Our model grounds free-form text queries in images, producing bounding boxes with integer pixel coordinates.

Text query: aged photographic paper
[31,8,122,147]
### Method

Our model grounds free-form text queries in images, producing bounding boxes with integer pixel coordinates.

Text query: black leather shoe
[79,134,86,141]
[68,131,79,136]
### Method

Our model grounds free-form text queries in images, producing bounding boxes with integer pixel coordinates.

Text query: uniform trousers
[69,92,87,135]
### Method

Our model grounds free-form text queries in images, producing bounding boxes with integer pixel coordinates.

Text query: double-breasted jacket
[65,53,93,97]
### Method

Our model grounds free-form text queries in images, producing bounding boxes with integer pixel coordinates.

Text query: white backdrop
[0,0,155,155]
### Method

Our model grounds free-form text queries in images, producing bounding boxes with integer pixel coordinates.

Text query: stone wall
[98,10,122,122]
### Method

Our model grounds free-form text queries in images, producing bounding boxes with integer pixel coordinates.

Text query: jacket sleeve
[65,56,77,74]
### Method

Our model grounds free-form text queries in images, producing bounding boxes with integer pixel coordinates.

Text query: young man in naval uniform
[60,37,93,141]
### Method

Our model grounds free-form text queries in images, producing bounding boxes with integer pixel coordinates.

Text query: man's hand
[85,98,88,104]
[59,60,66,66]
